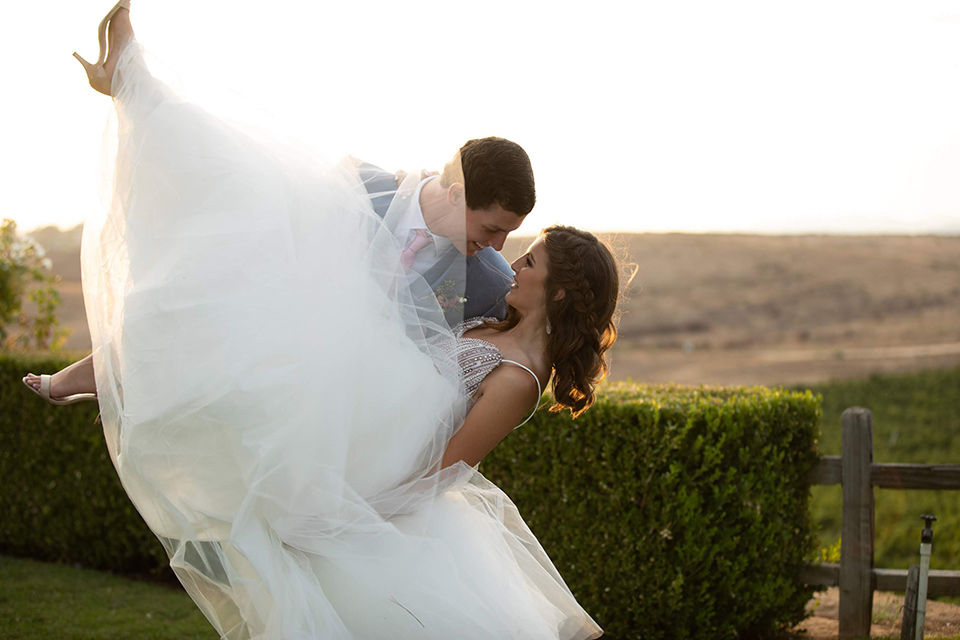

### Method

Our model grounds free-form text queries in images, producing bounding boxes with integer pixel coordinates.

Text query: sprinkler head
[921,514,937,544]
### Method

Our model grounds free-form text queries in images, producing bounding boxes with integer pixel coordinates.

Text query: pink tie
[401,229,433,270]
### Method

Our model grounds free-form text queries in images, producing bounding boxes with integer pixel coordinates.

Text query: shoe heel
[73,51,111,95]
[73,51,93,74]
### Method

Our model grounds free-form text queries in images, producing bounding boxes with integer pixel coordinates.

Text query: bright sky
[4,0,960,235]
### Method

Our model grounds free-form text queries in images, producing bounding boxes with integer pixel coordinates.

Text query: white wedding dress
[80,42,602,640]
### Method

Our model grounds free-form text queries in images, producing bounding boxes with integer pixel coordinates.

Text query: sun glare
[4,0,960,235]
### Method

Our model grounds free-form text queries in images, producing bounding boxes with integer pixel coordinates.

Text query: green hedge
[1,354,821,639]
[482,382,821,640]
[0,354,168,575]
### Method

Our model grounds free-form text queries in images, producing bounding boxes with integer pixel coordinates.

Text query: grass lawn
[799,365,960,574]
[0,555,215,639]
[3,552,957,640]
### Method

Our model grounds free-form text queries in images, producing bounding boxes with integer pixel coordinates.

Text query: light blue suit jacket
[356,162,514,322]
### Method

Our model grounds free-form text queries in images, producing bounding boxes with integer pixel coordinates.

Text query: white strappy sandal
[22,375,98,406]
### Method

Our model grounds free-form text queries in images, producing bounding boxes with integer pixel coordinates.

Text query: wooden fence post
[901,564,919,640]
[840,407,875,639]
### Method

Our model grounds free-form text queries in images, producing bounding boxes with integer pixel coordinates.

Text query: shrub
[1,355,821,638]
[0,220,66,350]
[481,382,821,639]
[0,353,168,575]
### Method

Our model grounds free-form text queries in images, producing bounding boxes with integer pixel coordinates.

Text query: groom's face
[463,204,525,256]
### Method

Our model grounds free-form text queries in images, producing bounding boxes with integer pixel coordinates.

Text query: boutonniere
[434,279,467,314]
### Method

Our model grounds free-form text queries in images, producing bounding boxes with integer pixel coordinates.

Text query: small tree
[0,219,66,350]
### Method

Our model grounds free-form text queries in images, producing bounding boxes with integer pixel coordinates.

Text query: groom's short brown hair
[441,137,536,216]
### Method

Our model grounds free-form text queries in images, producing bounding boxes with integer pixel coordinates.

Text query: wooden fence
[799,407,960,639]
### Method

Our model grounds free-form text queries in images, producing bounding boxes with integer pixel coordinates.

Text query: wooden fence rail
[800,407,960,639]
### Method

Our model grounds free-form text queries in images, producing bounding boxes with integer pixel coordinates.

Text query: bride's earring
[545,319,552,335]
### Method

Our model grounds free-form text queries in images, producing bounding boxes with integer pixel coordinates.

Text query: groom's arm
[353,160,398,219]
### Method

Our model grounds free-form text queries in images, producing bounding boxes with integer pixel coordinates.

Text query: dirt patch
[785,587,960,639]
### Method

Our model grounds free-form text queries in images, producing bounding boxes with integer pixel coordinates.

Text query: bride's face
[505,235,550,311]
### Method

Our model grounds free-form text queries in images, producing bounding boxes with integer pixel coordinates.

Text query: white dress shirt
[392,175,456,278]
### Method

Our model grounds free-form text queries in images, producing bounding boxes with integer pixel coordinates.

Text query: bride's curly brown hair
[487,225,620,418]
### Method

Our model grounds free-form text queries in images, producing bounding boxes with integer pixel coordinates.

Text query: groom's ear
[446,183,465,207]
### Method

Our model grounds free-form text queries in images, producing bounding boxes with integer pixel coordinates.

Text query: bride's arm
[441,366,540,469]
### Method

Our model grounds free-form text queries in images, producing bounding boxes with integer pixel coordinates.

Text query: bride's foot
[73,1,135,96]
[23,355,98,404]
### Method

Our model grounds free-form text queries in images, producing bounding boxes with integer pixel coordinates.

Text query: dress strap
[501,359,542,429]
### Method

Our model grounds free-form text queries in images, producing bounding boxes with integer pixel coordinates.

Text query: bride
[27,2,621,638]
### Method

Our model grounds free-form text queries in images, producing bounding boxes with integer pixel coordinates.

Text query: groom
[353,137,535,321]
[23,137,535,402]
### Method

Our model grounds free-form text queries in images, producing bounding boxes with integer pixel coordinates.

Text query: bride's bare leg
[36,11,133,395]
[74,3,136,96]
[30,10,134,398]
[102,7,135,90]
[23,355,97,398]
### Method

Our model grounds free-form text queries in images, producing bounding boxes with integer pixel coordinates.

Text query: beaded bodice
[449,317,542,429]
[451,317,509,398]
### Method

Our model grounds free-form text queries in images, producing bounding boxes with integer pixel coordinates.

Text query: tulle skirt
[81,42,601,640]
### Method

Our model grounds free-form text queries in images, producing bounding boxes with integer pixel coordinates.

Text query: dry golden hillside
[505,233,960,386]
[28,227,960,387]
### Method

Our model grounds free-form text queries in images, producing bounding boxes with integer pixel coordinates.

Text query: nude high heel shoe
[72,0,132,96]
